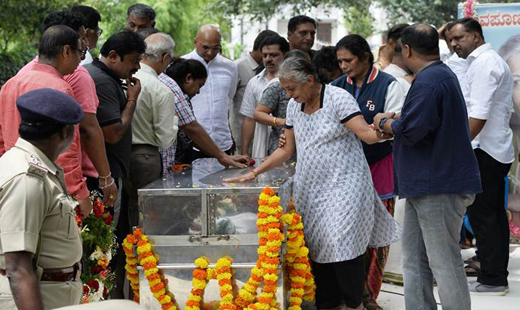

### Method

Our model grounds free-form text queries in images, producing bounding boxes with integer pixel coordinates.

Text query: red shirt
[0,62,89,200]
[22,58,101,178]
[65,66,100,178]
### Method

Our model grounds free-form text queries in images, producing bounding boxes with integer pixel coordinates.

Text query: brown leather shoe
[364,300,383,310]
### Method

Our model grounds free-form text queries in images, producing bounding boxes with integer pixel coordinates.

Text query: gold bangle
[252,169,258,177]
[273,117,277,127]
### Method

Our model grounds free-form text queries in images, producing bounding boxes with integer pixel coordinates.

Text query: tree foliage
[343,0,374,38]
[210,0,355,23]
[0,0,229,85]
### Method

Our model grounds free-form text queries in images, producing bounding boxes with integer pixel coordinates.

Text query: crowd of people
[0,2,518,310]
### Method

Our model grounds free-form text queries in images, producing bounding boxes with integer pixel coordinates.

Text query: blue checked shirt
[158,73,197,174]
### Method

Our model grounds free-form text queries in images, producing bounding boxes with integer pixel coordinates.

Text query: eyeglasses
[88,28,103,37]
[72,47,86,58]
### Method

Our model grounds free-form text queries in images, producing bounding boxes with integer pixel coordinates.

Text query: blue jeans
[402,194,474,310]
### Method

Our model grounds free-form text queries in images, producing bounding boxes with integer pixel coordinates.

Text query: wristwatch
[379,116,390,133]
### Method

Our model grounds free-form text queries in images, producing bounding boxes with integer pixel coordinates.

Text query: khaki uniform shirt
[0,138,83,309]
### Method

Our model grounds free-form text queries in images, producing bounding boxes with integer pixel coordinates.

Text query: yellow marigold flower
[263,273,278,281]
[221,294,234,303]
[193,280,206,290]
[206,268,215,280]
[217,274,232,281]
[297,247,309,257]
[144,267,159,277]
[261,263,277,270]
[292,276,306,283]
[254,306,268,310]
[140,255,156,265]
[152,289,166,298]
[137,243,152,255]
[292,288,304,295]
[189,295,202,302]
[194,257,209,269]
[259,193,271,201]
[220,284,233,291]
[149,278,162,287]
[293,263,307,270]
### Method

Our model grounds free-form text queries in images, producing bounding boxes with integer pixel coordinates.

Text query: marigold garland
[122,187,315,310]
[185,257,211,310]
[123,228,178,310]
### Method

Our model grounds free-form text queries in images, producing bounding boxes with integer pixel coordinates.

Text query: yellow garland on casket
[122,187,315,310]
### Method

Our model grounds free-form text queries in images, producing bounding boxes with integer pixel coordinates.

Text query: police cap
[16,88,84,126]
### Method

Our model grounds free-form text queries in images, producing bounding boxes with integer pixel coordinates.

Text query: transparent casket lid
[138,158,295,236]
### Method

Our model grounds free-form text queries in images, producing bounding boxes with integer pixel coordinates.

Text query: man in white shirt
[449,18,514,295]
[183,24,238,159]
[232,30,278,154]
[240,35,289,158]
[128,33,179,228]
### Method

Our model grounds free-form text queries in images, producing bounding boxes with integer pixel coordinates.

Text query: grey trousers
[402,194,474,310]
[126,144,162,229]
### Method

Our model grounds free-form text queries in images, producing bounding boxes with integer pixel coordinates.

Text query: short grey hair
[127,3,155,21]
[499,33,520,62]
[143,33,175,62]
[279,56,318,84]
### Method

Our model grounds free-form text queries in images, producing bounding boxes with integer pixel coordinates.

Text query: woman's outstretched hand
[223,170,257,183]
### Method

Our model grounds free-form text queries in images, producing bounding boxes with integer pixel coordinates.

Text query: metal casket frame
[137,158,295,309]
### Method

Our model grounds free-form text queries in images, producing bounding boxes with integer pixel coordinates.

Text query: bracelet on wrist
[99,172,111,180]
[99,178,115,189]
[99,176,113,185]
[273,117,278,128]
[252,169,258,177]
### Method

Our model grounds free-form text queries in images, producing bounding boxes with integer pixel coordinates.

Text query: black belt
[0,262,80,282]
[132,144,158,151]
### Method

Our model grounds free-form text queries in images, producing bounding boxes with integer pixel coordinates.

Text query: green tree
[0,0,77,84]
[85,0,230,56]
[343,0,374,38]
[211,0,356,23]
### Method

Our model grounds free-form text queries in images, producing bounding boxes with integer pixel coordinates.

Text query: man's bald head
[194,24,222,63]
[401,23,439,57]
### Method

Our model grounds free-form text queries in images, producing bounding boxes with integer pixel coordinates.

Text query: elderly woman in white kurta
[224,57,401,310]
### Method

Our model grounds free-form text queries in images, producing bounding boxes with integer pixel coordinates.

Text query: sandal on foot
[465,262,480,277]
[464,255,479,265]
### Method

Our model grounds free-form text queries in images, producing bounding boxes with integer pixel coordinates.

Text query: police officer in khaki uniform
[0,88,85,310]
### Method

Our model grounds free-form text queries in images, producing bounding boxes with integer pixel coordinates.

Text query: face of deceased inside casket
[280,76,313,104]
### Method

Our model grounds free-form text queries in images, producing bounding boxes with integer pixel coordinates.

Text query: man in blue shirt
[374,24,481,310]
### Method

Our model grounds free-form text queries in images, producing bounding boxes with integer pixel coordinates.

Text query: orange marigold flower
[134,228,143,238]
[262,187,275,196]
[161,302,174,310]
[193,269,207,280]
[151,282,165,293]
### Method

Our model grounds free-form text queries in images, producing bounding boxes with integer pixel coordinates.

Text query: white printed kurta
[286,84,401,263]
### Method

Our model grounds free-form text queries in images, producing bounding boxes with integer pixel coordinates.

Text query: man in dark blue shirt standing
[374,24,481,310]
